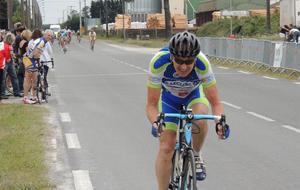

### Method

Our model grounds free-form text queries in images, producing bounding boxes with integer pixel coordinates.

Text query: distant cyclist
[146,31,229,190]
[76,30,81,43]
[88,28,96,51]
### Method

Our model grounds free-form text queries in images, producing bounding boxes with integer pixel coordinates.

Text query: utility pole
[21,0,25,26]
[79,0,82,35]
[105,0,108,38]
[266,0,271,33]
[122,0,125,40]
[7,0,13,30]
[230,0,233,35]
[163,0,172,38]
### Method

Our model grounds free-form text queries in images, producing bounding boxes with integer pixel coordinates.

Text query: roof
[197,0,218,13]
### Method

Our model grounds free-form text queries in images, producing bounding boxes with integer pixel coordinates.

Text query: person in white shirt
[40,30,54,96]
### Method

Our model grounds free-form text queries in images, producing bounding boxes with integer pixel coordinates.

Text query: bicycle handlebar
[40,58,54,68]
[157,112,222,122]
[156,112,229,139]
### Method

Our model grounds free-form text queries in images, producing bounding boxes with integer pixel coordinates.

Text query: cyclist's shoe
[195,155,206,181]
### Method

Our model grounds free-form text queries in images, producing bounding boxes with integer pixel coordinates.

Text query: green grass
[0,104,54,190]
[97,35,169,48]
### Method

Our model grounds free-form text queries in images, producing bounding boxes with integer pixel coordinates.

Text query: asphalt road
[48,38,300,190]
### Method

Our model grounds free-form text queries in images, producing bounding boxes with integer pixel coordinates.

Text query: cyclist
[88,28,96,51]
[146,31,228,190]
[76,30,81,43]
[59,30,68,52]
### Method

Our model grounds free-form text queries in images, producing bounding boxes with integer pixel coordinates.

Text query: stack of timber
[146,14,166,29]
[249,9,277,17]
[115,14,131,29]
[172,14,187,29]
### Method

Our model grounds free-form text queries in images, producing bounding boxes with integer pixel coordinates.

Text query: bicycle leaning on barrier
[154,106,230,190]
[36,58,54,103]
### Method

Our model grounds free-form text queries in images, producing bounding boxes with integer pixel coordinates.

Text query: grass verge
[97,35,168,48]
[0,104,54,190]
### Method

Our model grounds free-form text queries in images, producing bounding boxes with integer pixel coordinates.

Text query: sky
[38,0,92,24]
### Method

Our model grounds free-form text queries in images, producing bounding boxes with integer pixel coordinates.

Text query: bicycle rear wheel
[169,149,181,190]
[180,149,197,190]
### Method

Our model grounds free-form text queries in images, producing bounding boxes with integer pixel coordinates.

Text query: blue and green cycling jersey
[147,47,217,130]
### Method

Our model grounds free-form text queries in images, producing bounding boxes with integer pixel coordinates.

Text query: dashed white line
[65,133,81,149]
[218,66,229,69]
[72,170,93,190]
[60,112,71,122]
[282,125,300,134]
[246,111,275,122]
[262,76,278,80]
[238,70,252,74]
[293,82,300,85]
[221,101,242,109]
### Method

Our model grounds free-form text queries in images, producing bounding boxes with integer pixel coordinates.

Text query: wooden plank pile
[146,14,166,29]
[249,9,276,17]
[172,14,187,29]
[115,14,131,29]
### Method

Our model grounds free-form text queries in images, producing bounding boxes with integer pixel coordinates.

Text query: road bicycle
[36,59,54,104]
[156,106,229,190]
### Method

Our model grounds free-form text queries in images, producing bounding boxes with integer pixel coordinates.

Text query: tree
[163,0,172,38]
[82,6,90,18]
[266,0,271,33]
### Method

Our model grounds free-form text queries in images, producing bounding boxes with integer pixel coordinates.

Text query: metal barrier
[199,37,300,72]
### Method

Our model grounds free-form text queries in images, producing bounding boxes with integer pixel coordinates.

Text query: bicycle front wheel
[36,75,46,104]
[180,149,197,190]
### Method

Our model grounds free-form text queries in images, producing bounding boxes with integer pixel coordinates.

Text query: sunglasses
[173,56,196,65]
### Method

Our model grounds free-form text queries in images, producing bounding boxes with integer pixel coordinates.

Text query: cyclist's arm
[146,87,161,124]
[203,84,224,121]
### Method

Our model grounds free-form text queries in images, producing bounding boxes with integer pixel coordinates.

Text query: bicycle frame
[158,109,221,190]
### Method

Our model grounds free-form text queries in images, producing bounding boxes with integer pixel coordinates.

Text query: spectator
[289,27,300,43]
[23,29,51,104]
[0,36,11,101]
[13,24,26,92]
[40,30,54,97]
[1,32,22,98]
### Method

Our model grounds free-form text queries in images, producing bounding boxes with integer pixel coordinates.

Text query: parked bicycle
[36,59,54,104]
[155,106,229,190]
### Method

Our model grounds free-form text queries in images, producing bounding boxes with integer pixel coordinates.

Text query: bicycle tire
[180,149,197,190]
[5,75,14,95]
[36,75,46,104]
[169,149,181,190]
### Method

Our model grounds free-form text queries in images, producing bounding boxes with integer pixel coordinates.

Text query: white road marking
[246,111,275,122]
[221,101,242,109]
[72,170,93,190]
[262,76,278,80]
[65,133,81,149]
[218,66,229,69]
[293,82,300,85]
[60,112,71,122]
[282,125,300,134]
[51,138,57,149]
[238,70,252,74]
[56,73,146,78]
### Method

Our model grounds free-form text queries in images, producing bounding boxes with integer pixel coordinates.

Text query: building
[195,0,266,26]
[280,0,300,27]
[125,0,161,22]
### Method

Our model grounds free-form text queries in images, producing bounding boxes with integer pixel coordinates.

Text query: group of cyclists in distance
[55,28,97,53]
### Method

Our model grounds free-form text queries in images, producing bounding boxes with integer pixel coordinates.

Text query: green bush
[197,13,280,38]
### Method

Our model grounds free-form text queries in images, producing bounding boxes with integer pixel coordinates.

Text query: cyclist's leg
[156,97,179,190]
[187,86,210,152]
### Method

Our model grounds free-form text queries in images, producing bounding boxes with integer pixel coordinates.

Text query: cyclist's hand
[215,115,230,140]
[216,123,230,139]
[151,121,164,138]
